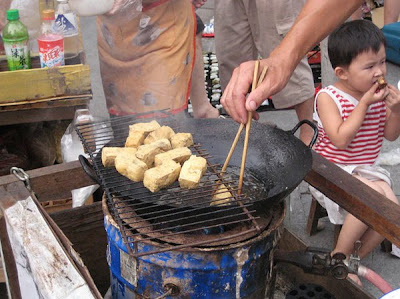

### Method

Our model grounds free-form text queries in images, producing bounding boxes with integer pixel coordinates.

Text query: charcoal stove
[2,123,392,299]
[75,113,316,298]
[103,197,285,298]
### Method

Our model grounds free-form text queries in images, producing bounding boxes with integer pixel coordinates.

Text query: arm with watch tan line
[220,0,364,124]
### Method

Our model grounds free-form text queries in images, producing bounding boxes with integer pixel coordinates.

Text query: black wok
[79,116,316,211]
[169,117,316,207]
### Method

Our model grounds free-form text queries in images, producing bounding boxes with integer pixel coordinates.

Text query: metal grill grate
[75,112,270,257]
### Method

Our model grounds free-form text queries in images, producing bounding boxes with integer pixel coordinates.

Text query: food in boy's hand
[178,155,207,189]
[102,147,137,167]
[377,76,387,91]
[154,147,192,166]
[143,160,181,192]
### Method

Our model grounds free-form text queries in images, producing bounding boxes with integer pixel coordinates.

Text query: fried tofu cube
[144,126,175,144]
[143,160,181,192]
[135,138,172,167]
[211,184,233,206]
[129,120,160,133]
[178,155,207,189]
[154,147,192,166]
[126,158,148,182]
[125,130,146,148]
[170,133,194,149]
[102,147,137,167]
[115,150,140,176]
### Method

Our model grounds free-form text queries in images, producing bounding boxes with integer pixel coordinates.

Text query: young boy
[309,20,400,283]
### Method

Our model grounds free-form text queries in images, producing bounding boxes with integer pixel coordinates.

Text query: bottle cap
[6,9,19,21]
[42,9,55,21]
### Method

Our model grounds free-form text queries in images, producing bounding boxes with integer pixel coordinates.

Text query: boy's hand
[360,82,389,106]
[385,84,400,114]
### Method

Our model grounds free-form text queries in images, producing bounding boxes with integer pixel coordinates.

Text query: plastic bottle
[37,9,65,68]
[55,0,80,61]
[39,0,55,22]
[2,9,31,71]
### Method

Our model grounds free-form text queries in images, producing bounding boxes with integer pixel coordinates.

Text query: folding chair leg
[306,197,327,236]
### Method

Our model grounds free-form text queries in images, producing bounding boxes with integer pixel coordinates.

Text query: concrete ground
[79,6,400,298]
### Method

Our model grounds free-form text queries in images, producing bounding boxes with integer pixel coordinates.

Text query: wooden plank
[305,151,400,248]
[0,64,91,104]
[0,182,28,299]
[0,161,96,202]
[278,227,374,299]
[50,202,109,295]
[0,105,88,126]
[0,95,91,110]
[0,182,101,298]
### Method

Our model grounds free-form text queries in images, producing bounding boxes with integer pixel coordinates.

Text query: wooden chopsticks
[222,61,268,195]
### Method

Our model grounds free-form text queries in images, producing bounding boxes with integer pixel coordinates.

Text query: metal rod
[122,216,260,242]
[128,228,259,258]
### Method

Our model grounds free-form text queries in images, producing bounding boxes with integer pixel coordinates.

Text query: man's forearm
[270,0,363,73]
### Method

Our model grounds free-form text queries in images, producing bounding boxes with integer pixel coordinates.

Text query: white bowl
[68,0,114,16]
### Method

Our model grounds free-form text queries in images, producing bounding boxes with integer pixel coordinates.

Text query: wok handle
[290,120,318,148]
[79,155,101,185]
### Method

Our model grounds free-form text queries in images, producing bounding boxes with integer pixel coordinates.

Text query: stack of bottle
[203,52,222,108]
[1,0,80,72]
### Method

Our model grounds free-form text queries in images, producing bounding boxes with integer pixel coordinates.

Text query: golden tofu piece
[115,150,141,177]
[129,120,160,133]
[144,126,175,144]
[378,76,387,89]
[102,147,137,167]
[143,160,181,193]
[210,184,233,206]
[126,158,148,182]
[154,147,192,166]
[170,133,194,149]
[178,155,207,189]
[135,138,172,168]
[125,131,146,148]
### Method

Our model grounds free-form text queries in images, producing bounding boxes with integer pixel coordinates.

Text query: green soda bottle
[2,9,31,71]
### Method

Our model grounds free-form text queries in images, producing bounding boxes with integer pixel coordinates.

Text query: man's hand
[192,0,207,9]
[220,53,294,124]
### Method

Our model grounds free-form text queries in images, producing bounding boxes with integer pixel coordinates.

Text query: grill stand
[0,153,398,297]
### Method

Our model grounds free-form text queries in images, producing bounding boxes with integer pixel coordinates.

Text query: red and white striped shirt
[314,86,386,165]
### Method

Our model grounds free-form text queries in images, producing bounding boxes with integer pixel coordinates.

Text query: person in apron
[97,0,196,116]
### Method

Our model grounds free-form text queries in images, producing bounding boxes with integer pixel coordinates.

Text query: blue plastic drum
[103,200,285,299]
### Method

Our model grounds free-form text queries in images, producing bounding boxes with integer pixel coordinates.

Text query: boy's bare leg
[333,177,399,258]
[332,177,399,283]
[294,97,315,145]
[190,34,219,119]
